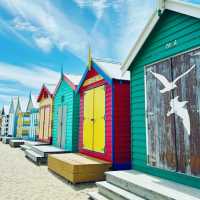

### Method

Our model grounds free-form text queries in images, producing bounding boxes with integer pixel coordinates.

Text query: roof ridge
[93,57,121,65]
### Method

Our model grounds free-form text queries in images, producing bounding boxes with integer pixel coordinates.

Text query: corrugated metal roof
[64,73,82,85]
[93,59,130,81]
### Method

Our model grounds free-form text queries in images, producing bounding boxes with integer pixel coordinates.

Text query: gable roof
[9,96,21,114]
[121,0,200,73]
[76,58,130,92]
[26,93,34,112]
[37,83,57,102]
[54,73,82,94]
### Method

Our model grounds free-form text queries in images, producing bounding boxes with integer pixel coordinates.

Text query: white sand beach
[0,143,97,200]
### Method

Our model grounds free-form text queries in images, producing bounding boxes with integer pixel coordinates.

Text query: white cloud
[12,17,38,32]
[0,87,21,94]
[0,62,60,89]
[0,0,90,58]
[34,36,53,53]
[114,0,155,61]
[74,0,109,19]
[0,17,32,47]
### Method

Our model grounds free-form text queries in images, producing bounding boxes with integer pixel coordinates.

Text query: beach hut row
[0,0,200,199]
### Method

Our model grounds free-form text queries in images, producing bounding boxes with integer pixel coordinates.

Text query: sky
[0,0,199,111]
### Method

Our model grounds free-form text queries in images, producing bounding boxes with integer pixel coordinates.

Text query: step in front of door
[105,170,200,200]
[20,144,31,151]
[96,181,144,200]
[25,149,46,165]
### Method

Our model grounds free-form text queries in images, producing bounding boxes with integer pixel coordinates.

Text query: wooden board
[48,153,112,183]
[146,48,200,177]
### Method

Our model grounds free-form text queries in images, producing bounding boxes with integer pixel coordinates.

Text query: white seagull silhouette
[167,96,190,135]
[150,65,195,93]
[194,51,200,56]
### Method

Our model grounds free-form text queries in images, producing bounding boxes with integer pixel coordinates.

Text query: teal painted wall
[130,10,200,188]
[52,79,79,151]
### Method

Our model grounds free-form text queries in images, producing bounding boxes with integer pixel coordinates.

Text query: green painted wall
[52,79,79,151]
[130,10,200,188]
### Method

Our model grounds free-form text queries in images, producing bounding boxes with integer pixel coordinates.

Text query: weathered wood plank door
[146,59,177,171]
[146,48,200,177]
[172,49,200,176]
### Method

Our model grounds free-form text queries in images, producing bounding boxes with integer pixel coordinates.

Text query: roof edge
[121,10,159,73]
[121,0,200,73]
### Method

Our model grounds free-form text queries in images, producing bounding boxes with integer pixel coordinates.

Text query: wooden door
[39,107,45,140]
[83,89,94,150]
[61,105,67,149]
[146,48,200,177]
[172,49,200,176]
[57,106,62,147]
[93,86,105,153]
[146,59,177,171]
[44,106,50,139]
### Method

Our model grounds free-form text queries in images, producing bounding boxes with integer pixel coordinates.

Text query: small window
[61,96,65,102]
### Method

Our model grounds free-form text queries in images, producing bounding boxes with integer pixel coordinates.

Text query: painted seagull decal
[150,65,195,93]
[167,96,190,135]
[194,51,200,56]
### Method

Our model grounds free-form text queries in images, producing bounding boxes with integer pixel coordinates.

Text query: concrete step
[31,146,44,157]
[97,181,144,200]
[88,191,109,200]
[2,137,14,144]
[20,144,31,151]
[25,149,46,165]
[106,170,200,200]
[9,140,24,147]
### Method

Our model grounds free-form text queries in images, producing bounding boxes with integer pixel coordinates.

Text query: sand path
[0,143,97,200]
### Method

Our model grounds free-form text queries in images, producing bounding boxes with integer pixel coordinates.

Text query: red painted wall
[78,67,131,169]
[79,67,112,162]
[113,80,131,168]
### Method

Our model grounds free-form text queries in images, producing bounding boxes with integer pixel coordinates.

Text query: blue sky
[0,0,198,111]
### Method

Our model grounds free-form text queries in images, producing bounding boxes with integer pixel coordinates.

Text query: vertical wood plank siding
[114,80,131,169]
[52,80,79,151]
[130,10,200,188]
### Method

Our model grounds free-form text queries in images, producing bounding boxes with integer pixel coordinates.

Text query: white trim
[122,11,160,74]
[121,0,200,73]
[144,67,149,164]
[166,0,200,19]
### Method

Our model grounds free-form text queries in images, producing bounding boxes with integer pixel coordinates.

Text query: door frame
[83,84,106,153]
[144,46,200,173]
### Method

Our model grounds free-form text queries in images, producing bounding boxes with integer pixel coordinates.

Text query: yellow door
[83,90,94,150]
[39,107,44,140]
[93,86,105,153]
[44,106,50,139]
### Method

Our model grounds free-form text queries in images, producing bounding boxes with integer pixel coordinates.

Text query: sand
[0,143,97,200]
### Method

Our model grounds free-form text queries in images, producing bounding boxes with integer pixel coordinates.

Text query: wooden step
[88,191,109,200]
[106,170,200,200]
[48,153,112,184]
[97,181,144,200]
[25,149,46,165]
